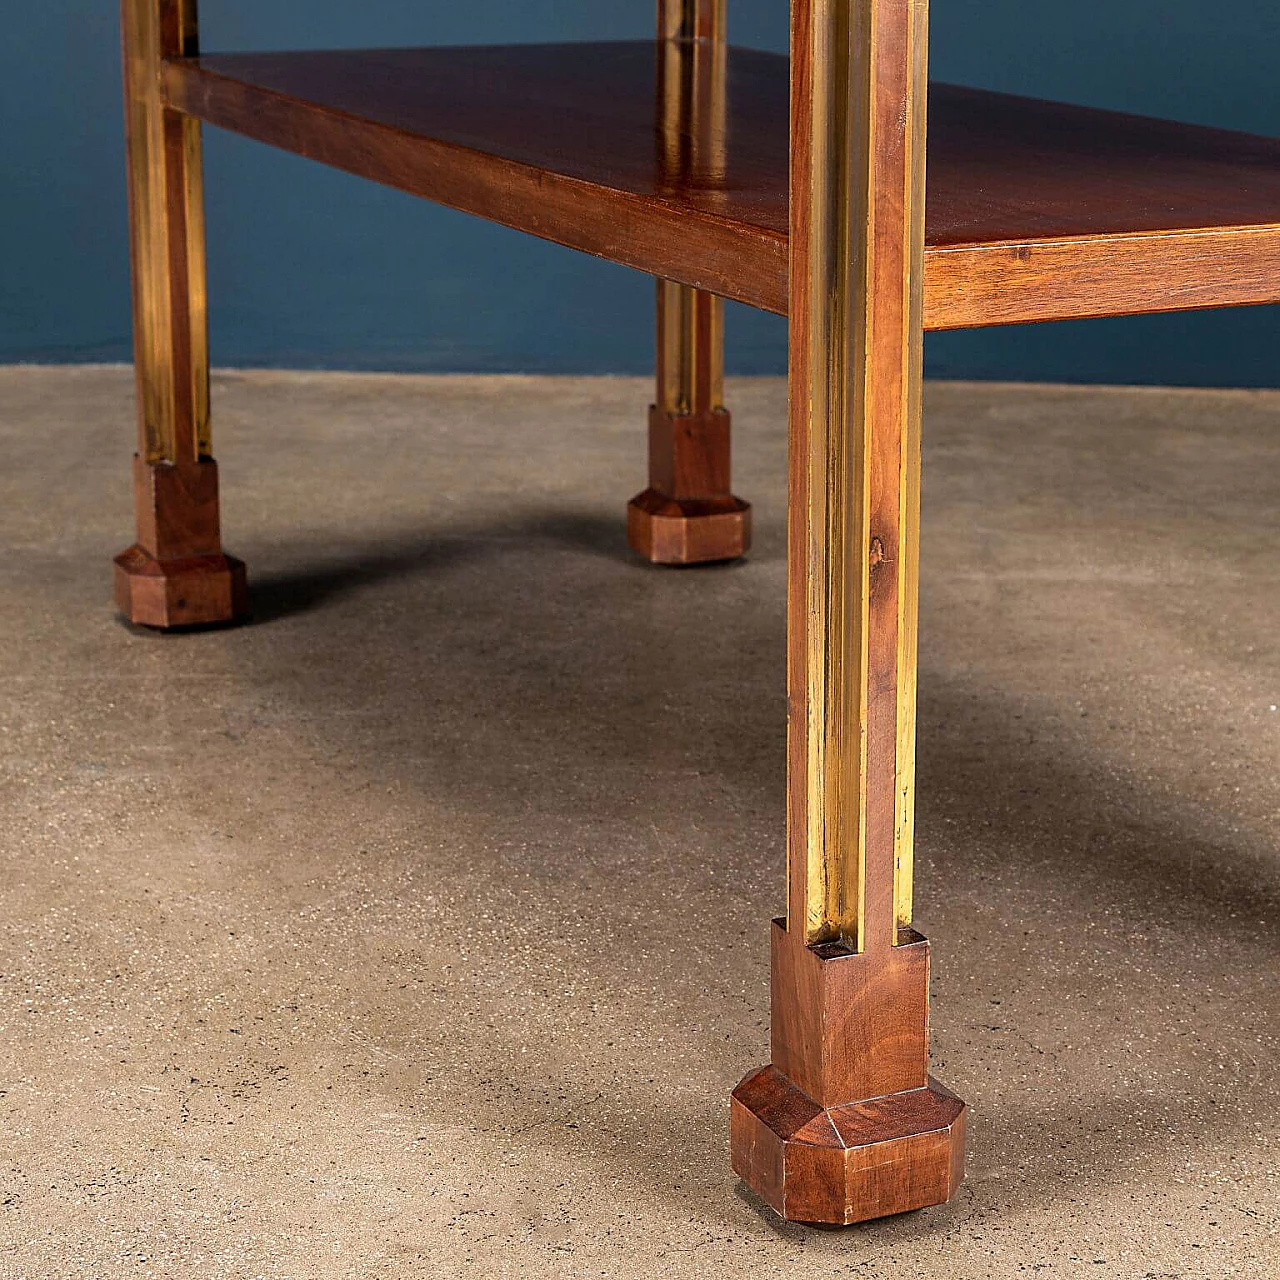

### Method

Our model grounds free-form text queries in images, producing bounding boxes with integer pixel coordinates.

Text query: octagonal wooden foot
[626,489,751,564]
[730,1068,966,1224]
[629,401,750,564]
[113,545,248,629]
[114,457,248,628]
[731,921,966,1223]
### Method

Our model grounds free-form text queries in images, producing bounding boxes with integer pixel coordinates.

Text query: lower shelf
[163,41,1280,328]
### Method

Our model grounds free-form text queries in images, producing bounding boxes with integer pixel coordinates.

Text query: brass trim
[792,0,929,948]
[655,1,727,418]
[659,0,726,43]
[799,0,867,947]
[121,0,209,465]
[896,0,930,931]
[656,280,725,417]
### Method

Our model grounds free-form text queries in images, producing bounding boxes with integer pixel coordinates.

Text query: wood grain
[121,0,210,466]
[769,921,929,1106]
[634,6,752,566]
[784,0,927,952]
[130,454,222,561]
[627,402,751,565]
[161,43,1280,325]
[117,0,246,629]
[114,543,248,629]
[115,456,248,628]
[730,0,964,1226]
[162,43,789,315]
[730,1067,965,1224]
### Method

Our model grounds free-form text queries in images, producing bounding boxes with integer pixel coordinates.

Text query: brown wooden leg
[729,0,965,1223]
[627,282,751,564]
[627,4,750,566]
[114,0,247,629]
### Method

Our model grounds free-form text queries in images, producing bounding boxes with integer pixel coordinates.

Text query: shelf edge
[162,57,791,316]
[925,225,1280,329]
[162,53,1280,329]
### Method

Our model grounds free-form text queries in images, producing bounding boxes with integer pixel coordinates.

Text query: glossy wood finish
[121,0,209,468]
[634,5,751,566]
[731,1066,965,1224]
[114,7,1279,1230]
[730,928,964,1223]
[927,86,1280,328]
[117,0,246,629]
[163,43,787,314]
[784,0,927,956]
[653,3,728,429]
[769,922,929,1104]
[730,0,965,1224]
[161,43,1280,326]
[627,406,751,563]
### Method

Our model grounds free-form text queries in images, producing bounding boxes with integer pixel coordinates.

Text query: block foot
[626,488,751,565]
[730,1067,966,1224]
[113,545,248,629]
[730,921,966,1223]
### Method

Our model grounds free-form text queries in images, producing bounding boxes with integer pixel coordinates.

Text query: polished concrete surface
[1,366,1277,1278]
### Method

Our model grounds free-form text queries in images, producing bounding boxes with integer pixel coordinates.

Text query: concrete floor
[0,366,1277,1279]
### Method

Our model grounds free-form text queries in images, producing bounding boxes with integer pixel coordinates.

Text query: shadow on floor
[123,511,1280,1226]
[243,512,701,624]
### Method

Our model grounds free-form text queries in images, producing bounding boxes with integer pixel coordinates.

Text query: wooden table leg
[113,0,247,629]
[729,0,966,1223]
[627,3,750,566]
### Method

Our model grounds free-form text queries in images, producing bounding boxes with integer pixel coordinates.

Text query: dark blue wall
[3,2,1277,384]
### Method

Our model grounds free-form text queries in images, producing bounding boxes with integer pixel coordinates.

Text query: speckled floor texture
[0,366,1277,1279]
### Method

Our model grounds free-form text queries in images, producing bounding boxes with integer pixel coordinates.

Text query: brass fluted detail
[789,0,929,949]
[120,0,209,465]
[658,0,726,43]
[655,0,728,418]
[896,0,930,935]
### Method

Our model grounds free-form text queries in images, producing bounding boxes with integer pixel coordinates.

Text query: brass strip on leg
[656,280,724,417]
[896,0,930,931]
[120,0,209,466]
[658,0,726,44]
[656,0,728,420]
[787,0,929,950]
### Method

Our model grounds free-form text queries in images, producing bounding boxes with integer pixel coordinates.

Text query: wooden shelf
[163,41,1280,329]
